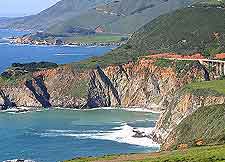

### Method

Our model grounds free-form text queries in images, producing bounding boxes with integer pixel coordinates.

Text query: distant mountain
[71,6,225,69]
[0,0,194,34]
[0,0,110,31]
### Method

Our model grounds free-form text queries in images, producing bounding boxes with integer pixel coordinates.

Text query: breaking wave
[36,123,159,148]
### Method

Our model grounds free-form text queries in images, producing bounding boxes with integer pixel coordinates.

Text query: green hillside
[65,144,225,162]
[0,0,193,34]
[48,0,193,34]
[127,7,225,55]
[166,104,225,149]
[193,0,225,6]
[71,7,225,70]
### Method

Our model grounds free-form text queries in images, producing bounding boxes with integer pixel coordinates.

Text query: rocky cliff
[0,57,206,110]
[87,58,207,110]
[1,56,224,149]
[154,90,225,149]
[0,65,89,108]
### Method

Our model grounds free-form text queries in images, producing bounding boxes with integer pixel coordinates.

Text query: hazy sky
[0,0,61,17]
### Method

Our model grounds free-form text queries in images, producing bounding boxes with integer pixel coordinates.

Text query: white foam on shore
[55,53,87,56]
[37,123,160,148]
[0,107,43,114]
[54,107,161,113]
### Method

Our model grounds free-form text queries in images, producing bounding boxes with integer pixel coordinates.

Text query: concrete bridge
[168,58,225,77]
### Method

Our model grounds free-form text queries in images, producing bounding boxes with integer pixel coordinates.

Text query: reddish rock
[215,53,225,59]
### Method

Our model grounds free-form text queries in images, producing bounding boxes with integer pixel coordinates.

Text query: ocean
[0,109,160,162]
[0,29,114,72]
[0,29,160,162]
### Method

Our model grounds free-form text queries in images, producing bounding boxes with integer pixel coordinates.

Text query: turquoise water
[0,29,114,72]
[0,109,160,162]
[0,29,160,162]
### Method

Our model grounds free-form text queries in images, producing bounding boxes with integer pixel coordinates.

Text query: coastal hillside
[154,79,225,149]
[162,103,225,150]
[124,7,225,56]
[0,0,110,31]
[66,7,225,70]
[1,2,225,160]
[0,0,194,34]
[65,144,225,161]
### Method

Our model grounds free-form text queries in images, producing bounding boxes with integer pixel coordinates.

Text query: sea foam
[37,123,160,148]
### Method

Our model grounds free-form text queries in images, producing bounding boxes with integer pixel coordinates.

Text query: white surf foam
[37,123,159,148]
[54,107,160,113]
[55,53,87,56]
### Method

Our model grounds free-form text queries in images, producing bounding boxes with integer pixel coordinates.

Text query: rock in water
[3,159,36,162]
[3,159,35,162]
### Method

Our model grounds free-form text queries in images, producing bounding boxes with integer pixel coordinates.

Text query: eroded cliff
[1,57,224,149]
[0,58,212,110]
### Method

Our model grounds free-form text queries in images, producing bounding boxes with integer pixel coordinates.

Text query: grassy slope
[1,0,193,34]
[185,80,225,96]
[65,144,225,162]
[71,7,225,71]
[50,0,192,34]
[126,7,225,55]
[193,0,225,5]
[168,104,225,149]
[5,0,109,31]
[65,34,125,43]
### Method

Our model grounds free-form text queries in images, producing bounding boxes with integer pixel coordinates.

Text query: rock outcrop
[87,58,207,111]
[0,56,224,150]
[0,58,212,110]
[0,89,16,110]
[153,91,225,149]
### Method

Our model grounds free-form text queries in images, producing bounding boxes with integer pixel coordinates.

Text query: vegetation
[1,62,58,79]
[71,46,140,70]
[184,80,225,96]
[154,59,196,74]
[64,144,225,162]
[154,59,173,68]
[0,73,33,86]
[170,104,225,148]
[126,7,225,56]
[65,34,127,43]
[11,62,58,71]
[68,79,89,98]
[0,0,193,34]
[193,0,225,6]
[67,7,225,71]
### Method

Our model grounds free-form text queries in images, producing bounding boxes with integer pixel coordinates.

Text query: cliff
[0,65,89,108]
[1,56,225,150]
[87,58,207,110]
[0,57,209,110]
[160,104,225,150]
[154,89,225,149]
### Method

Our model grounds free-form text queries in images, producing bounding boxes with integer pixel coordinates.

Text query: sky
[0,0,61,17]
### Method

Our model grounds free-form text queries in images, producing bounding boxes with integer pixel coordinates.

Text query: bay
[0,29,114,72]
[0,109,160,162]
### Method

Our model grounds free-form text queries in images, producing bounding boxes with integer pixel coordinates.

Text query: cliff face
[87,59,206,111]
[1,57,224,149]
[0,58,206,110]
[0,65,89,108]
[154,91,225,149]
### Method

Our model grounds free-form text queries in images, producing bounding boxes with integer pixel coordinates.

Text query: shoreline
[1,106,161,149]
[0,41,118,48]
[0,106,162,114]
[54,106,162,114]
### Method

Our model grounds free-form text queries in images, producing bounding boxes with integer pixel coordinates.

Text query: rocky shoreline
[3,159,36,162]
[0,54,224,150]
[8,32,126,47]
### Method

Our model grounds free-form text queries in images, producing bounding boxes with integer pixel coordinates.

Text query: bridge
[168,58,225,77]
